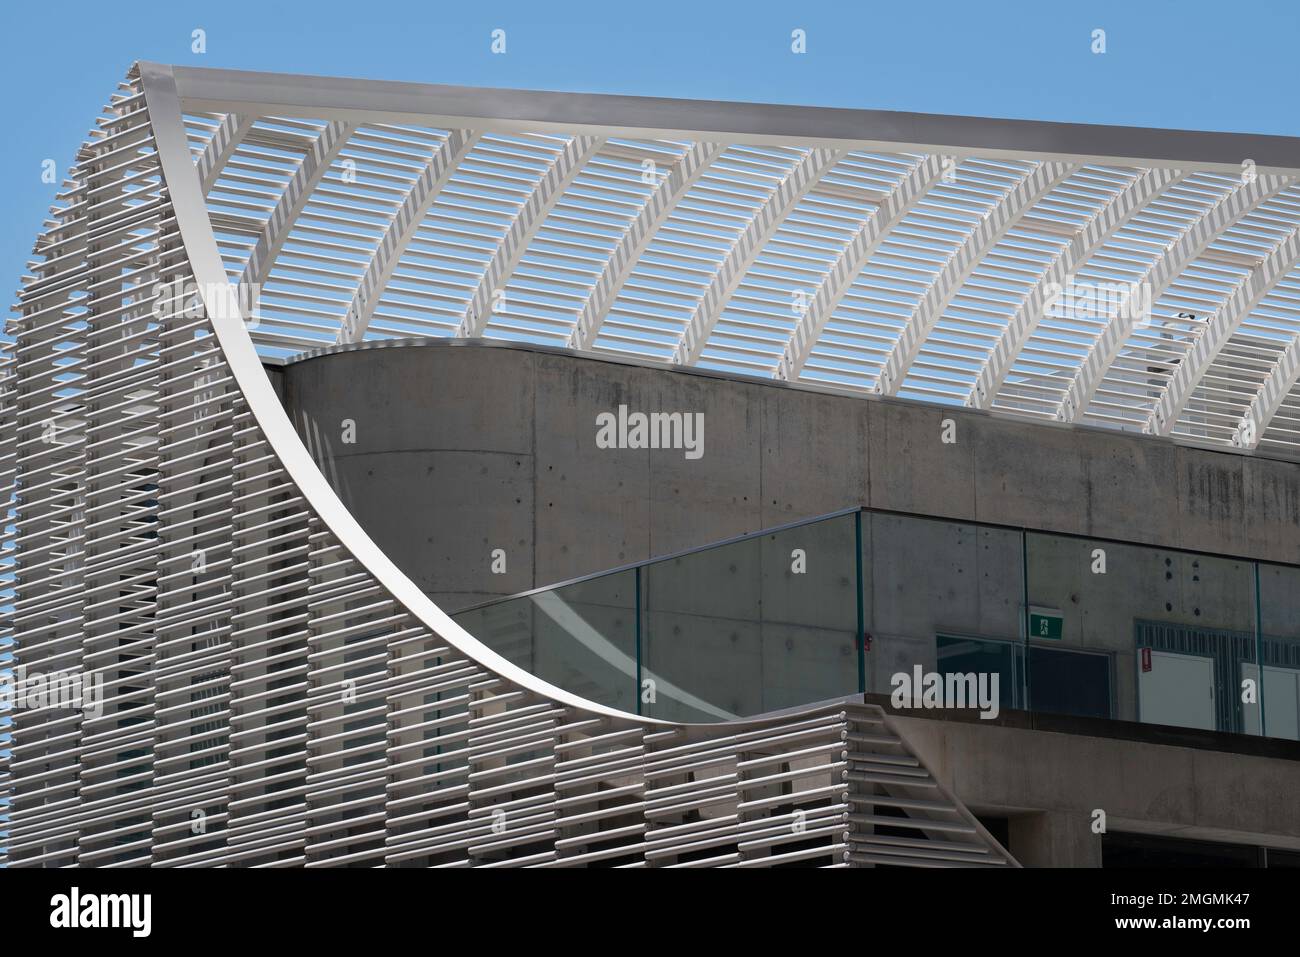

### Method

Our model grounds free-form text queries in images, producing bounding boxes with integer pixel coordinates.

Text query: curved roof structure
[168,63,1300,452]
[1,63,1038,868]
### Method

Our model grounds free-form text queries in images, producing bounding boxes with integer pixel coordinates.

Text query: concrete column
[1010,810,1102,867]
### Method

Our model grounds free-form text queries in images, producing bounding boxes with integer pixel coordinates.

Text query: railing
[453,506,1300,741]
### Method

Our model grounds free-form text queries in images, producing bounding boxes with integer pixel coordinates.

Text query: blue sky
[1,0,1297,308]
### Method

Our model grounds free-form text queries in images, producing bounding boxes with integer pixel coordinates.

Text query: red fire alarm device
[1141,647,1152,673]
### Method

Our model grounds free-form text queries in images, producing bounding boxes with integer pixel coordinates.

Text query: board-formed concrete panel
[282,340,1300,613]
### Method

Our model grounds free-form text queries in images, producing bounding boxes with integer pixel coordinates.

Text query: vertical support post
[855,510,866,696]
[635,565,644,716]
[1255,561,1267,738]
[1021,529,1031,714]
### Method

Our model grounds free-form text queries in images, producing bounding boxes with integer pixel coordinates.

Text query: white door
[1138,651,1215,731]
[1242,663,1300,740]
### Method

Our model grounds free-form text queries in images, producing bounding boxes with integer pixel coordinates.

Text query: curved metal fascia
[138,61,673,729]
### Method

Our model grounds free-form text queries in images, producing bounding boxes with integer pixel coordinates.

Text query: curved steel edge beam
[1235,333,1300,449]
[1150,220,1300,435]
[338,129,480,344]
[197,112,254,195]
[1055,174,1291,423]
[775,154,944,382]
[674,147,845,366]
[240,119,356,291]
[456,134,605,338]
[568,141,724,351]
[876,161,1074,396]
[137,62,665,728]
[968,167,1187,410]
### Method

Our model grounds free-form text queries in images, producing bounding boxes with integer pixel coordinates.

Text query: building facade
[3,62,1300,867]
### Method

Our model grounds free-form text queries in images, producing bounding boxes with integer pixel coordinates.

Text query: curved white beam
[567,141,723,351]
[140,63,660,726]
[1149,216,1300,435]
[775,154,945,381]
[1055,174,1290,422]
[673,147,845,366]
[197,112,254,196]
[1235,331,1300,449]
[875,161,1073,396]
[968,167,1187,409]
[239,120,356,290]
[456,134,604,338]
[337,128,480,344]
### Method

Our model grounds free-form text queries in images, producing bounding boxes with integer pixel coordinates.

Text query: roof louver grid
[1164,187,1300,446]
[694,151,863,375]
[784,153,928,391]
[240,122,375,354]
[479,138,676,346]
[893,158,1069,403]
[1007,173,1228,424]
[593,144,801,359]
[799,158,1025,395]
[176,88,1300,454]
[267,123,442,349]
[974,166,1136,418]
[1085,174,1274,431]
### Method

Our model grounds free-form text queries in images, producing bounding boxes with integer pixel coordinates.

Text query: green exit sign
[1028,606,1064,640]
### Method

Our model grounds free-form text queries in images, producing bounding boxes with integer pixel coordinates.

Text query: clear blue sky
[2,0,1298,294]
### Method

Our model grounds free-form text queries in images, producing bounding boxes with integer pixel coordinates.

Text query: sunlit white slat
[673,147,845,366]
[968,167,1187,409]
[1235,330,1300,448]
[1150,217,1300,435]
[337,129,480,344]
[775,155,945,381]
[456,135,605,338]
[239,121,356,291]
[197,112,255,196]
[874,162,1074,396]
[568,142,724,350]
[1056,174,1291,422]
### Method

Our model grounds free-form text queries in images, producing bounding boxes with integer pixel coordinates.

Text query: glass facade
[452,507,1300,741]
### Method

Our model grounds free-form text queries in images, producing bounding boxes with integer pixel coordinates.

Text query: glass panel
[452,569,639,714]
[862,513,1024,718]
[1255,563,1300,740]
[1025,533,1256,733]
[641,512,858,722]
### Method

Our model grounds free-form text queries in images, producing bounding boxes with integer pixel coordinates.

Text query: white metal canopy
[165,63,1300,453]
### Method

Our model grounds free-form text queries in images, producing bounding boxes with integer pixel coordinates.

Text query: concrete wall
[277,340,1300,612]
[894,714,1300,865]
